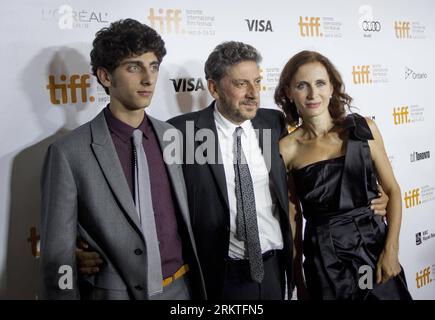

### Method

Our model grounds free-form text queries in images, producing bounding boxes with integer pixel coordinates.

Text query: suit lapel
[196,103,229,209]
[90,111,142,234]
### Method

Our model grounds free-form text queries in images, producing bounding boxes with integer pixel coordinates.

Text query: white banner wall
[0,0,434,299]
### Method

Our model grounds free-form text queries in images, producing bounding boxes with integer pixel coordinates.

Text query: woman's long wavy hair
[274,50,353,127]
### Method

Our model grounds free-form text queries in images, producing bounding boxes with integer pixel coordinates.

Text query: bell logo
[416,267,432,289]
[394,21,410,38]
[298,16,322,37]
[148,8,183,34]
[352,65,371,84]
[170,78,205,92]
[392,106,410,125]
[404,188,421,208]
[46,74,94,104]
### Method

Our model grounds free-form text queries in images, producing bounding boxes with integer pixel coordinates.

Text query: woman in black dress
[275,51,412,300]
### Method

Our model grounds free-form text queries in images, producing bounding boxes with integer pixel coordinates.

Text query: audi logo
[362,21,381,32]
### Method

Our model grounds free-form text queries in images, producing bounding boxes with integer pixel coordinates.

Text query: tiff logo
[46,74,94,104]
[392,106,410,125]
[394,21,410,38]
[416,267,432,289]
[245,19,273,32]
[404,188,421,208]
[148,8,183,34]
[298,16,322,37]
[170,78,205,92]
[352,65,371,84]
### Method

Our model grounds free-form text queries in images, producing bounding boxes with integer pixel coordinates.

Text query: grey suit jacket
[40,110,206,300]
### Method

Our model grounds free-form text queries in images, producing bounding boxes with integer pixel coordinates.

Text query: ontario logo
[405,66,428,80]
[46,74,94,105]
[147,8,216,36]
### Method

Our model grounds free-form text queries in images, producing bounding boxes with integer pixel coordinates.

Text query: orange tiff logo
[416,267,432,289]
[393,106,410,125]
[394,21,411,38]
[404,188,421,208]
[148,8,183,34]
[352,65,371,84]
[46,74,94,104]
[298,16,322,37]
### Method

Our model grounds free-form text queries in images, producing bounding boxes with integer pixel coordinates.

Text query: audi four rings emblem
[362,21,381,31]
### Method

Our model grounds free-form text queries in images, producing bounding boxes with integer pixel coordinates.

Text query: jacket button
[134,285,144,291]
[134,248,143,255]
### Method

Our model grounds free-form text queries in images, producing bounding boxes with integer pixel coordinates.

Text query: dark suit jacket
[40,110,206,299]
[168,102,293,299]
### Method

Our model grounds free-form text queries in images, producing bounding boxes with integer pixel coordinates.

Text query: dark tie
[233,126,264,283]
[132,129,163,296]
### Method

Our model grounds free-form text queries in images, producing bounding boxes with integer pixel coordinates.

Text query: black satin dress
[292,114,412,300]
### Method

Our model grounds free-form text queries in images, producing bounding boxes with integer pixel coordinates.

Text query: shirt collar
[213,103,252,138]
[104,105,152,142]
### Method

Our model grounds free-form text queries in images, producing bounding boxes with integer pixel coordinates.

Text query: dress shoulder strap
[343,113,374,141]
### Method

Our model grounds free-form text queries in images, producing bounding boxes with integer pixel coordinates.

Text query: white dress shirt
[214,106,283,259]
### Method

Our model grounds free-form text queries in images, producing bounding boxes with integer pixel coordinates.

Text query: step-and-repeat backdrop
[1,0,434,299]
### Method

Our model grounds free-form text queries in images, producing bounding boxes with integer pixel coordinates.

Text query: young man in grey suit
[40,19,206,300]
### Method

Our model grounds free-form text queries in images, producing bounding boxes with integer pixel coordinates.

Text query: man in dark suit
[167,42,292,299]
[40,19,205,300]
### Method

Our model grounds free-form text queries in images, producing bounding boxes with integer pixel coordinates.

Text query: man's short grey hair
[204,41,262,82]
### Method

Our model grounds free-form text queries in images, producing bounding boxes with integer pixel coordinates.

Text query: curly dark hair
[90,19,166,94]
[204,41,262,82]
[274,50,352,127]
